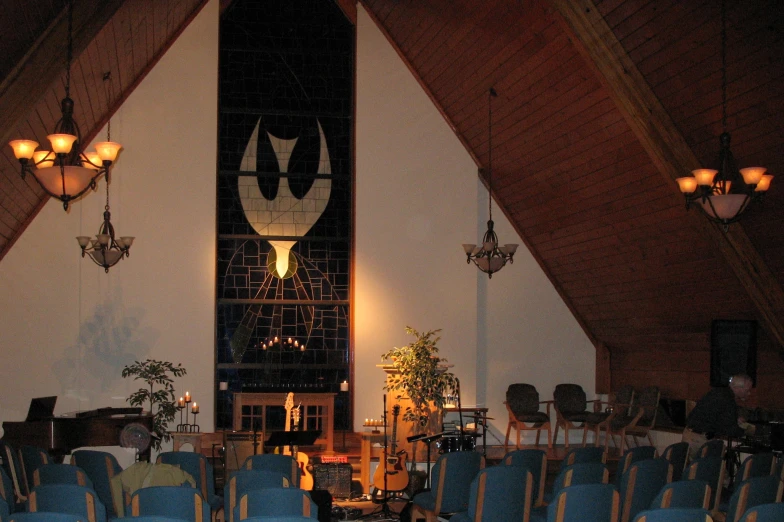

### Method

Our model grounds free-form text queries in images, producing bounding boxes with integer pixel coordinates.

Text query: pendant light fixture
[462,87,518,278]
[675,0,772,229]
[8,0,121,211]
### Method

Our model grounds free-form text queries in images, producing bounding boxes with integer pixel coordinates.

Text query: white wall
[0,1,595,451]
[0,1,218,441]
[355,5,596,444]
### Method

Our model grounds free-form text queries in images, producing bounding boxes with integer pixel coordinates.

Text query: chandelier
[8,0,121,211]
[76,166,134,273]
[675,0,772,229]
[462,87,518,278]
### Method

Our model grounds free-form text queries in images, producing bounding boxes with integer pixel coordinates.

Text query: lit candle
[274,336,279,343]
[178,397,185,408]
[192,402,199,414]
[184,391,191,402]
[300,345,305,351]
[288,338,292,344]
[340,381,349,392]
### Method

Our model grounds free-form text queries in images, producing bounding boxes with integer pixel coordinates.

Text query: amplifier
[312,463,352,499]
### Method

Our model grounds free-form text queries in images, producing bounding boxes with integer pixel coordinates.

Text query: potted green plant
[381,326,457,427]
[122,358,187,451]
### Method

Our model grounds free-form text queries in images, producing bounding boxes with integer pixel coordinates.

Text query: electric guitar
[372,404,409,492]
[290,399,314,490]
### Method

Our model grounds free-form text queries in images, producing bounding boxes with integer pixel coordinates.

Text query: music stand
[408,432,444,489]
[265,430,321,450]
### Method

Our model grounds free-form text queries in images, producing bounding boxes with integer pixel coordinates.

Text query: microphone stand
[456,378,466,451]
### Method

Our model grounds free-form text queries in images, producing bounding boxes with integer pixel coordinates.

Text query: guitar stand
[360,395,400,520]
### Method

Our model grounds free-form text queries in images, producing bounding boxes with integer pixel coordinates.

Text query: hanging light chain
[65,0,73,99]
[721,0,727,134]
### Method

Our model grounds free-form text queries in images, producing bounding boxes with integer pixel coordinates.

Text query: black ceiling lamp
[462,87,519,278]
[675,0,772,230]
[8,0,122,211]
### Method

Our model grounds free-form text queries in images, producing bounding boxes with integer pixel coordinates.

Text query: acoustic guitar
[290,399,314,490]
[372,404,409,492]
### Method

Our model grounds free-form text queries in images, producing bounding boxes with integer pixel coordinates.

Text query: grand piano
[2,406,154,462]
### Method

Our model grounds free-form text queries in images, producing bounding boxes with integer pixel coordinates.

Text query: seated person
[682,373,755,460]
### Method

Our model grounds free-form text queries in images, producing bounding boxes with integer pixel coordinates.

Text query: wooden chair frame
[504,399,553,451]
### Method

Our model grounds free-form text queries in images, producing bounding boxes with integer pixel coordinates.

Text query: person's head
[729,374,753,400]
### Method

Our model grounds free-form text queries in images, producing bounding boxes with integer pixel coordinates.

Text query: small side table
[360,432,386,494]
[171,432,204,453]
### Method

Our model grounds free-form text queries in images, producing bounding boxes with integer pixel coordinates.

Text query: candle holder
[184,393,192,429]
[176,404,187,432]
[190,411,200,432]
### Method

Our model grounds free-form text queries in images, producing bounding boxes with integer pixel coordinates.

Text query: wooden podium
[377,364,448,463]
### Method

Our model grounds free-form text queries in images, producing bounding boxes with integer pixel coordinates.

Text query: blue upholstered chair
[546,483,619,522]
[450,465,532,522]
[70,449,123,518]
[0,465,18,512]
[239,517,318,522]
[633,508,714,522]
[19,446,50,497]
[241,454,300,488]
[224,470,290,522]
[533,461,610,519]
[662,442,690,482]
[27,484,106,522]
[411,451,483,522]
[650,479,711,510]
[119,517,189,522]
[560,446,606,470]
[33,463,93,488]
[237,487,317,520]
[0,439,26,505]
[698,440,726,460]
[737,502,784,522]
[721,475,783,522]
[6,513,88,522]
[0,495,9,521]
[503,448,547,506]
[618,458,672,522]
[130,486,210,522]
[685,456,726,513]
[737,453,776,482]
[157,451,222,518]
[616,446,658,485]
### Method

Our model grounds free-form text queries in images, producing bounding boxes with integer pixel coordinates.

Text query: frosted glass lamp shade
[755,174,773,192]
[692,169,718,186]
[76,236,91,247]
[462,244,476,254]
[676,177,697,193]
[33,151,55,168]
[9,140,38,160]
[81,152,102,169]
[699,194,748,220]
[94,141,122,162]
[504,244,519,254]
[47,134,77,154]
[740,167,766,185]
[34,166,99,197]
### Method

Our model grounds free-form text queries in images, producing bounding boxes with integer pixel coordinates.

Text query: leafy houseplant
[122,359,187,451]
[381,327,457,427]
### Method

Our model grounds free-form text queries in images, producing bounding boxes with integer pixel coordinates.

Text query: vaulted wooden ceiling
[358,0,784,403]
[1,0,782,403]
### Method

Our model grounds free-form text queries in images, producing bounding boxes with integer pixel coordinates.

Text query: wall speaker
[710,320,757,387]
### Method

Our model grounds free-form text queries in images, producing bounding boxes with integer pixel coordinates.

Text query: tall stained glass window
[216,0,353,430]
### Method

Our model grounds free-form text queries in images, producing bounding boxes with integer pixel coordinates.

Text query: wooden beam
[336,0,357,25]
[549,0,784,355]
[0,0,126,147]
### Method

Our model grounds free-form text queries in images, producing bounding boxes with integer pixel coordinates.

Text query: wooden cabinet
[232,392,335,453]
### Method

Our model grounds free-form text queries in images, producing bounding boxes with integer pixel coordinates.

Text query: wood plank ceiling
[1,0,782,403]
[0,0,208,256]
[360,0,784,403]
